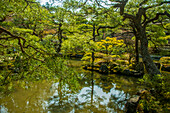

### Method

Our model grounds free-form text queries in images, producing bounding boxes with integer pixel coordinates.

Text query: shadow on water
[0,59,144,113]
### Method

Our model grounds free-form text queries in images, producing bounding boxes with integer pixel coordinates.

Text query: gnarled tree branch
[0,26,47,62]
[95,24,120,37]
[144,11,170,27]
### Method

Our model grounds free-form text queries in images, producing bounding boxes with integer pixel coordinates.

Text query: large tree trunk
[139,33,160,75]
[132,27,139,63]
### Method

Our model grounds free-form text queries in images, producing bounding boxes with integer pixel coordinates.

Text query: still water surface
[0,59,144,113]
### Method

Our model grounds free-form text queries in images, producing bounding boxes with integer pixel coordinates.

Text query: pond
[0,59,145,113]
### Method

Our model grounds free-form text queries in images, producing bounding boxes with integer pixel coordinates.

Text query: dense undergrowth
[137,73,170,113]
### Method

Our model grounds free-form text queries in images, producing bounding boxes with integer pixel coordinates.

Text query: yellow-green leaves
[96,37,126,54]
[12,27,33,34]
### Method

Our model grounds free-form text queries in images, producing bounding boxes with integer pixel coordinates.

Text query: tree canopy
[0,0,169,84]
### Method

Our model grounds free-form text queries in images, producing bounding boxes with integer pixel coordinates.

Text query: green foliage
[138,91,161,113]
[45,57,81,92]
[12,27,33,34]
[61,33,93,55]
[138,74,170,112]
[147,25,168,51]
[0,56,82,92]
[96,37,126,55]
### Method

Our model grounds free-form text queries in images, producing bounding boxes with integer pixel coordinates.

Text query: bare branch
[0,27,26,43]
[119,0,128,15]
[144,11,170,27]
[95,24,120,37]
[62,29,79,34]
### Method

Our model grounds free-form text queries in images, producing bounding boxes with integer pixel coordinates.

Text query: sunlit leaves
[12,27,33,34]
[96,37,126,54]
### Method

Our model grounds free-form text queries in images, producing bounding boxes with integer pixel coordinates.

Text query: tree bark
[132,27,139,63]
[57,23,62,53]
[111,0,166,75]
[92,25,95,69]
[139,30,160,75]
[132,19,160,75]
[135,37,139,63]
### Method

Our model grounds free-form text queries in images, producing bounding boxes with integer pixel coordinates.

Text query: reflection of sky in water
[78,83,128,105]
[0,105,8,113]
[49,82,130,112]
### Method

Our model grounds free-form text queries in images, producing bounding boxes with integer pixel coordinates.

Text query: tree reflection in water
[0,59,145,113]
[47,70,137,113]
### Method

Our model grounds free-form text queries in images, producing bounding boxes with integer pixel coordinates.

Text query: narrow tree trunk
[140,35,160,75]
[135,37,139,63]
[57,23,62,53]
[132,26,139,63]
[92,25,95,69]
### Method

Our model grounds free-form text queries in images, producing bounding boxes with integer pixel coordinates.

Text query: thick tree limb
[118,0,128,15]
[24,0,37,4]
[62,29,79,34]
[123,13,135,21]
